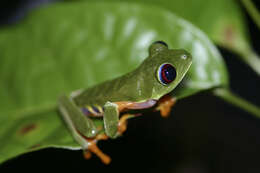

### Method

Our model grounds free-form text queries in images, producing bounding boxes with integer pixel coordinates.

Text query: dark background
[0,0,260,172]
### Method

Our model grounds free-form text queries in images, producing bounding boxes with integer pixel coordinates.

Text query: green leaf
[241,0,260,30]
[0,2,228,163]
[78,0,260,74]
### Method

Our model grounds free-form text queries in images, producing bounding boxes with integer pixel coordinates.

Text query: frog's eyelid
[152,40,168,48]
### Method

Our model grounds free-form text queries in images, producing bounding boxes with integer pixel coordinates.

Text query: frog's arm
[155,95,177,117]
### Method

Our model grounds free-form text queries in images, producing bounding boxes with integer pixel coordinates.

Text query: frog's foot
[83,134,111,165]
[117,114,135,135]
[155,95,176,117]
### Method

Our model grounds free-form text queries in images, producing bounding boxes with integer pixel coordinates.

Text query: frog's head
[137,41,192,100]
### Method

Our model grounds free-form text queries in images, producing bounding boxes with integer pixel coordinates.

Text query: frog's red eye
[157,63,176,85]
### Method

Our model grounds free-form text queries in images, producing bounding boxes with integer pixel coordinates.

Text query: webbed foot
[117,114,135,135]
[156,95,176,117]
[83,134,111,164]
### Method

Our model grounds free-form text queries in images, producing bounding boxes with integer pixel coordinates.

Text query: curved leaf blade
[0,2,228,163]
[79,0,260,74]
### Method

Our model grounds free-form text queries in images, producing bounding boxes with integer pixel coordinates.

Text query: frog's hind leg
[117,114,135,135]
[155,95,177,117]
[103,101,138,137]
[83,113,134,164]
[83,134,111,164]
[58,95,98,147]
[59,96,111,164]
[103,102,120,138]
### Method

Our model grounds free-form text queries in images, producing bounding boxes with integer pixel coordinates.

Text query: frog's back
[72,71,140,107]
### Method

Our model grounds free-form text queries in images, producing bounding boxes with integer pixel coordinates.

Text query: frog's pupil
[159,64,176,84]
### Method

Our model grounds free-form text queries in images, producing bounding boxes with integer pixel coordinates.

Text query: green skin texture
[58,42,192,150]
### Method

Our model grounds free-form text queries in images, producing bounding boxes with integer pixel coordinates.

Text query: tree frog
[58,41,192,164]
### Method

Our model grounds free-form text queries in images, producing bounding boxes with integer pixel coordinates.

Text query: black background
[0,0,260,172]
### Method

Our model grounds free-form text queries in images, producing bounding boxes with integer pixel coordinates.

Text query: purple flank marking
[81,107,90,115]
[92,106,100,113]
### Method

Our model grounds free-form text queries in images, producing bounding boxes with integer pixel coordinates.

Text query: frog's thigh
[103,101,119,138]
[58,95,97,141]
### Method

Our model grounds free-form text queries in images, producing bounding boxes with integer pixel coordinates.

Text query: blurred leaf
[0,2,228,163]
[241,0,260,30]
[78,0,260,74]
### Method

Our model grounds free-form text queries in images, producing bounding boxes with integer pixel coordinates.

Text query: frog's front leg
[155,95,177,117]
